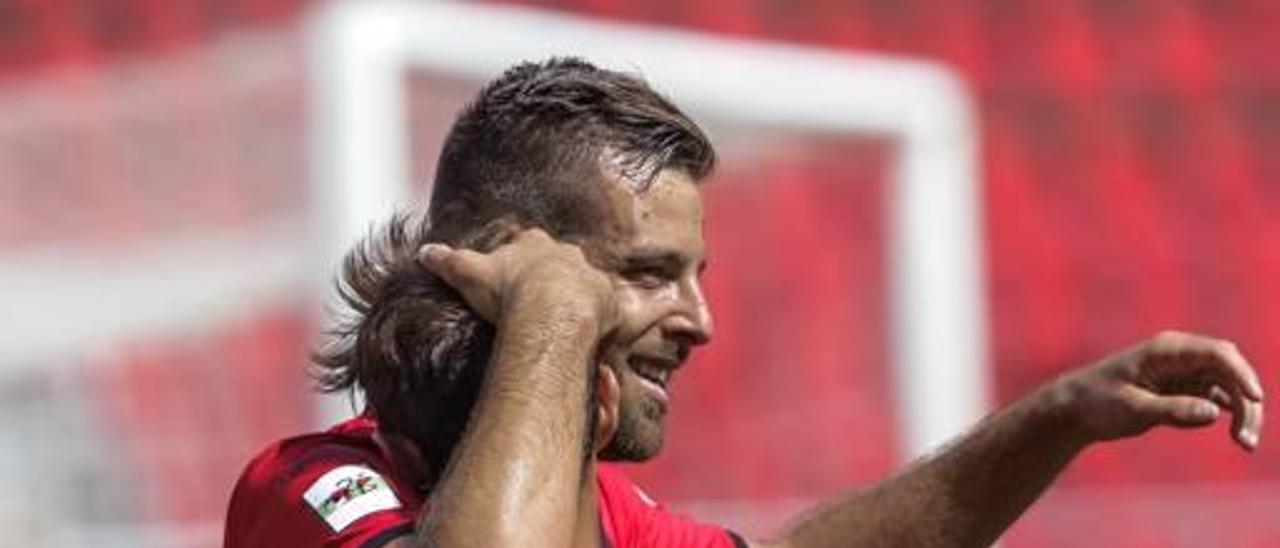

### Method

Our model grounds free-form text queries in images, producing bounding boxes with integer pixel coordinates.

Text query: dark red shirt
[225,416,745,547]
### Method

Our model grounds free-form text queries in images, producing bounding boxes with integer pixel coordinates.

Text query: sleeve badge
[303,464,402,532]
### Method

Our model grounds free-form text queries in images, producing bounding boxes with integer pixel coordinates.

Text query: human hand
[1053,331,1265,451]
[417,226,618,331]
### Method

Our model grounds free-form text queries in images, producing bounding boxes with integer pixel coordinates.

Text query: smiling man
[225,58,1264,548]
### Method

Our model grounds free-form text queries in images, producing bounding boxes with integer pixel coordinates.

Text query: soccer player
[225,58,1265,547]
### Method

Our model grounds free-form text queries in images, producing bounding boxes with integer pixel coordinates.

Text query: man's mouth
[628,356,676,404]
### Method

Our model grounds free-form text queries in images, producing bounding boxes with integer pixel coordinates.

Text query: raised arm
[407,228,617,547]
[759,331,1265,548]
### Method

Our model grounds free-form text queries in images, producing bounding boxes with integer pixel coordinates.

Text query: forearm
[774,383,1086,548]
[769,330,1266,548]
[418,298,600,547]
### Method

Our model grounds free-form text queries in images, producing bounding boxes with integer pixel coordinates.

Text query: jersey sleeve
[597,464,748,548]
[225,444,418,548]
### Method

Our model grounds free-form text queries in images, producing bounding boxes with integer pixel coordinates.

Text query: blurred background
[1,0,1277,546]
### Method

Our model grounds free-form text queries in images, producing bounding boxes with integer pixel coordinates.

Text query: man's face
[585,168,714,462]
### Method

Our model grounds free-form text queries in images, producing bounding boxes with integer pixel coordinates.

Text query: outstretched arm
[758,331,1265,548]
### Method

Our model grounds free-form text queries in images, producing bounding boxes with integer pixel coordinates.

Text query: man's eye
[624,269,668,288]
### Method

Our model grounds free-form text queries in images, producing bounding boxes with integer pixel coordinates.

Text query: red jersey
[225,416,745,547]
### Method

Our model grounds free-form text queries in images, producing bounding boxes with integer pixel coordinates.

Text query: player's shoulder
[235,415,384,492]
[226,416,416,547]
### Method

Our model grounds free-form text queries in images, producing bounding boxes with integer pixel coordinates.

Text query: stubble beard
[597,376,666,462]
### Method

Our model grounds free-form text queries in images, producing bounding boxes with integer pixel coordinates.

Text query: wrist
[1033,376,1095,452]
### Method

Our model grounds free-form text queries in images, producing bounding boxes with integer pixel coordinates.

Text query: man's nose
[663,281,714,346]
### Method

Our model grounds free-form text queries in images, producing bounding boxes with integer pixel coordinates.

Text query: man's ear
[594,365,621,455]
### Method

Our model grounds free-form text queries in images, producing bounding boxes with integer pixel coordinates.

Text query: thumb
[418,242,453,268]
[417,243,497,320]
[418,243,467,287]
[1131,390,1221,428]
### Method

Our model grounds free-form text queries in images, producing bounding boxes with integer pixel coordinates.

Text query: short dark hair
[312,57,716,480]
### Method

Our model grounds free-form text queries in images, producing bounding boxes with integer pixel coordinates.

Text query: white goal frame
[305,0,989,460]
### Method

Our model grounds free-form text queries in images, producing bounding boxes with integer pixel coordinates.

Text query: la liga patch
[303,465,401,532]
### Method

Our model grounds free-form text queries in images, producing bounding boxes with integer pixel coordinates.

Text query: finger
[1217,382,1263,452]
[418,243,498,318]
[1233,392,1264,452]
[1208,385,1233,410]
[1210,340,1264,401]
[1183,336,1265,402]
[418,243,485,286]
[515,226,554,244]
[1130,390,1221,428]
[418,242,451,264]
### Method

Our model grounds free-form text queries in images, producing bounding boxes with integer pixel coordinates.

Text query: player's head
[314,57,716,477]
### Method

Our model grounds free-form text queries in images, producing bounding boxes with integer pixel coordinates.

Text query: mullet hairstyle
[313,57,716,484]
